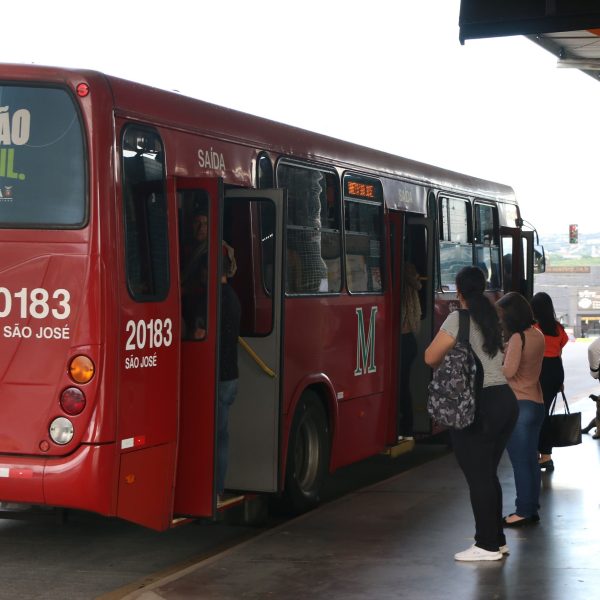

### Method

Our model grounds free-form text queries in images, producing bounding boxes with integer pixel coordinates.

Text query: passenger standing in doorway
[531,292,568,471]
[182,208,209,338]
[496,292,545,527]
[217,248,241,503]
[425,266,518,561]
[398,262,422,440]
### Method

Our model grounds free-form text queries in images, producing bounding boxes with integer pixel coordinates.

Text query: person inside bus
[424,266,518,561]
[496,292,545,527]
[531,292,569,471]
[217,247,241,504]
[398,262,422,441]
[280,168,328,293]
[181,206,209,338]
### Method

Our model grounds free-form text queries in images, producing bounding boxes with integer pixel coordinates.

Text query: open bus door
[116,136,182,531]
[224,189,284,493]
[173,177,223,518]
[501,227,525,297]
[404,213,435,434]
[389,203,434,438]
[522,230,545,300]
[173,182,284,517]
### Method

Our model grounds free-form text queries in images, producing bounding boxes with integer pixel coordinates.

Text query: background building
[535,266,600,337]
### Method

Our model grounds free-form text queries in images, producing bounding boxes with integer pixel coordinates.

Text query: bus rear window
[0,85,85,228]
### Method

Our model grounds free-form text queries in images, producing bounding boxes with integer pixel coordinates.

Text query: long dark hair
[496,292,535,338]
[456,266,503,358]
[530,291,559,336]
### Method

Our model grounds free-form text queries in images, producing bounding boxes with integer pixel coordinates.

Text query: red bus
[0,64,542,530]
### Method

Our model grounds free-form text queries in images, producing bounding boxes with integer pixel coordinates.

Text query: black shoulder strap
[519,331,525,350]
[457,309,470,344]
[550,389,570,415]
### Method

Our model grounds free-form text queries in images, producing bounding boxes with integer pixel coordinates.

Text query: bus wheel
[284,391,330,513]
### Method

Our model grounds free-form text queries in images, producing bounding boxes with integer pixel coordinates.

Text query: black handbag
[548,390,582,447]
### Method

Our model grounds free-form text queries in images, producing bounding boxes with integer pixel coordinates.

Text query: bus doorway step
[217,493,245,509]
[384,438,415,458]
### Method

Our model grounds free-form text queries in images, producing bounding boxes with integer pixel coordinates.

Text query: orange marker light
[69,355,95,384]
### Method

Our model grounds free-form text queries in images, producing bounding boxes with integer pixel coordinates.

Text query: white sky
[4,0,599,239]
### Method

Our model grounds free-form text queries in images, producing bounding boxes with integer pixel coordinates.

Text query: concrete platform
[124,410,600,600]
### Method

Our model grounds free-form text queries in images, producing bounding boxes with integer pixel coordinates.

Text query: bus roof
[1,63,517,205]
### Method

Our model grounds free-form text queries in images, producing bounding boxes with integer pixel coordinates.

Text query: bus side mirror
[534,245,545,274]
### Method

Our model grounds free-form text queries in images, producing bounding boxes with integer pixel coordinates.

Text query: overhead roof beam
[527,33,600,81]
[459,1,600,43]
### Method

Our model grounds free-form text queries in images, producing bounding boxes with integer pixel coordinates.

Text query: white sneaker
[454,545,503,561]
[499,544,509,555]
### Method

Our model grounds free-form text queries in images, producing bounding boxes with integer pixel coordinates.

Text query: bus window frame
[0,81,89,230]
[342,171,385,296]
[275,158,342,297]
[438,194,473,291]
[120,123,170,303]
[473,200,501,291]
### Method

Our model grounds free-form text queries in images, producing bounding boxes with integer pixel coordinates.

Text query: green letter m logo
[354,306,378,376]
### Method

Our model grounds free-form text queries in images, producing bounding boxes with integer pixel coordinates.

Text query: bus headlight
[49,417,74,445]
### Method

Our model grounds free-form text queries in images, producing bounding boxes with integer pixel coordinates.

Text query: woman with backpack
[496,292,545,527]
[425,266,518,562]
[531,292,569,471]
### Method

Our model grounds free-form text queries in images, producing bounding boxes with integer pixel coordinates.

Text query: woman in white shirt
[425,266,518,562]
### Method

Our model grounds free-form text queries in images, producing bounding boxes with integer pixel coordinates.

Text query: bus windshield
[0,84,85,228]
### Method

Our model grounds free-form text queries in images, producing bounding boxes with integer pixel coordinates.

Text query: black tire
[283,390,330,513]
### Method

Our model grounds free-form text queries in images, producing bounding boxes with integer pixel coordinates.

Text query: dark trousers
[538,356,565,455]
[399,332,418,436]
[451,384,518,552]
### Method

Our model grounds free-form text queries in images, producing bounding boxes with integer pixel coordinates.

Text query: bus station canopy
[528,29,600,82]
[458,1,600,82]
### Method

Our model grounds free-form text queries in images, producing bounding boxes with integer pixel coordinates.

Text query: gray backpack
[427,310,483,429]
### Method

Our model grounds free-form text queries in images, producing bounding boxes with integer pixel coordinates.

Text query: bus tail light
[60,387,86,415]
[69,355,95,384]
[49,417,74,445]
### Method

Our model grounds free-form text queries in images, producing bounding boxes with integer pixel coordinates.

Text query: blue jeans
[506,400,545,517]
[217,379,238,494]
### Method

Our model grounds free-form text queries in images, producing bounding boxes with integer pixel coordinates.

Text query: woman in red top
[531,292,569,470]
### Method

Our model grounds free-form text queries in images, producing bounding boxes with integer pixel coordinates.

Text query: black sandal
[502,513,540,528]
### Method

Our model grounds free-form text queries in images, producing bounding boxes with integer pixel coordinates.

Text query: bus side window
[343,175,384,294]
[438,197,471,291]
[474,203,501,290]
[277,163,341,294]
[121,127,169,301]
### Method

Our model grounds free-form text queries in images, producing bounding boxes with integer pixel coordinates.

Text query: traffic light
[569,224,578,244]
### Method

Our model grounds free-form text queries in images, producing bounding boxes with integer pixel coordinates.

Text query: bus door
[500,227,522,295]
[173,177,223,517]
[404,214,434,433]
[224,189,284,493]
[521,230,545,300]
[116,126,181,531]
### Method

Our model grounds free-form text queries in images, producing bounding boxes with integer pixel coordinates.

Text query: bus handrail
[238,337,276,378]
